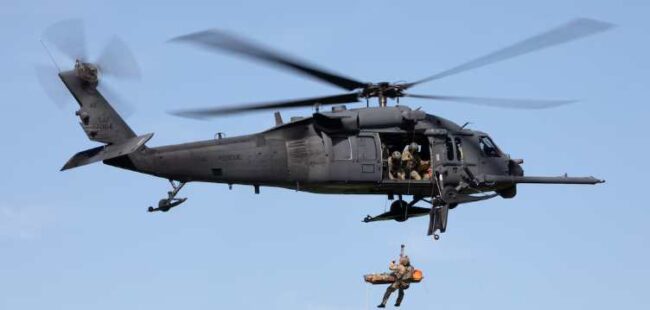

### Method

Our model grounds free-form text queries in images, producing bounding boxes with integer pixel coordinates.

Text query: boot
[379,287,394,308]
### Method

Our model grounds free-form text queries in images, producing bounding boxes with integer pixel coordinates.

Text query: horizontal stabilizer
[61,133,153,171]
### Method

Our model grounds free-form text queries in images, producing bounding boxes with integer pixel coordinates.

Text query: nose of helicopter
[508,158,525,176]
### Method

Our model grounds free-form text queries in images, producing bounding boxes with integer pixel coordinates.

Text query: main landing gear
[363,195,453,241]
[363,195,431,223]
[147,180,188,213]
[427,202,451,240]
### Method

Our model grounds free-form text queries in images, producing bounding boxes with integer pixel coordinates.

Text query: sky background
[1,0,648,309]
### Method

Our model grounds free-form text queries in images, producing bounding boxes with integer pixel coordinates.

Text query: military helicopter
[39,18,609,240]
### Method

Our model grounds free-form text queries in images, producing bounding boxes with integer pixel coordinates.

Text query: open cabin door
[378,132,433,183]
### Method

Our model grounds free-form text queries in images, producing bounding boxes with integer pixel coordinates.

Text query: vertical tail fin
[58,70,136,144]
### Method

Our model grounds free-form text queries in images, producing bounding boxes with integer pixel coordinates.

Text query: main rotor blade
[407,18,614,88]
[170,93,360,119]
[405,94,577,109]
[169,30,367,91]
[42,19,87,62]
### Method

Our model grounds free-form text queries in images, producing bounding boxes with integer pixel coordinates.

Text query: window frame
[479,136,502,157]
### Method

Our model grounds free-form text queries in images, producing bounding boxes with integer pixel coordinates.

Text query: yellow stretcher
[364,269,423,285]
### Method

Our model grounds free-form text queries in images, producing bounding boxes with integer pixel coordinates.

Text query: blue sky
[1,0,648,309]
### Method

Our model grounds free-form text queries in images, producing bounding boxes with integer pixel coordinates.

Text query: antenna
[40,39,61,72]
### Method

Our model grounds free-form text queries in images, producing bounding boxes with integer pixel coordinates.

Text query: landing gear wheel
[147,180,188,213]
[433,234,440,240]
[390,200,408,222]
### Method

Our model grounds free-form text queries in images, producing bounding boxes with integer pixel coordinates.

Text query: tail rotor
[37,19,141,116]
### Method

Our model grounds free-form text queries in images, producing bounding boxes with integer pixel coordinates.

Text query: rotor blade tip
[167,35,189,43]
[575,18,617,30]
[168,110,211,120]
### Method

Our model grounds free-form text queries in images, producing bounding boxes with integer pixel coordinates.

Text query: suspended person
[378,255,415,308]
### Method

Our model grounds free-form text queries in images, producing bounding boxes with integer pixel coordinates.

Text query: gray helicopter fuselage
[56,67,603,234]
[106,105,514,197]
[48,17,610,234]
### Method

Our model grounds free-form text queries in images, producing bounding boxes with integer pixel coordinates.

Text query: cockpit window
[445,137,454,161]
[479,136,501,157]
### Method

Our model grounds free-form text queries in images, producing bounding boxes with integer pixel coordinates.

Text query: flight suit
[379,257,412,307]
[418,160,432,180]
[388,151,405,180]
[402,145,422,180]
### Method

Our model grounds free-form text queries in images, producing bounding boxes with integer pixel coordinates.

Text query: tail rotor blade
[35,64,71,108]
[97,36,142,80]
[94,36,141,118]
[42,19,87,62]
[97,82,136,118]
[405,94,577,110]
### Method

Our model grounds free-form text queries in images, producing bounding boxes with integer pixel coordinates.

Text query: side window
[332,137,352,160]
[357,136,377,161]
[479,136,501,157]
[454,137,463,161]
[445,136,454,161]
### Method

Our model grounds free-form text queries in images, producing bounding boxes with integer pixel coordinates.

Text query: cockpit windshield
[479,136,501,157]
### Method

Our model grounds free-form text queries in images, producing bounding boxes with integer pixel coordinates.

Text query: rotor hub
[74,59,99,84]
[360,83,407,100]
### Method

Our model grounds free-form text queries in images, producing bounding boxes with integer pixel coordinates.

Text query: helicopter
[39,18,609,240]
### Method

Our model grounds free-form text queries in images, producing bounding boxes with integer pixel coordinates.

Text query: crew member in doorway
[388,151,405,180]
[417,159,432,180]
[402,142,422,180]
